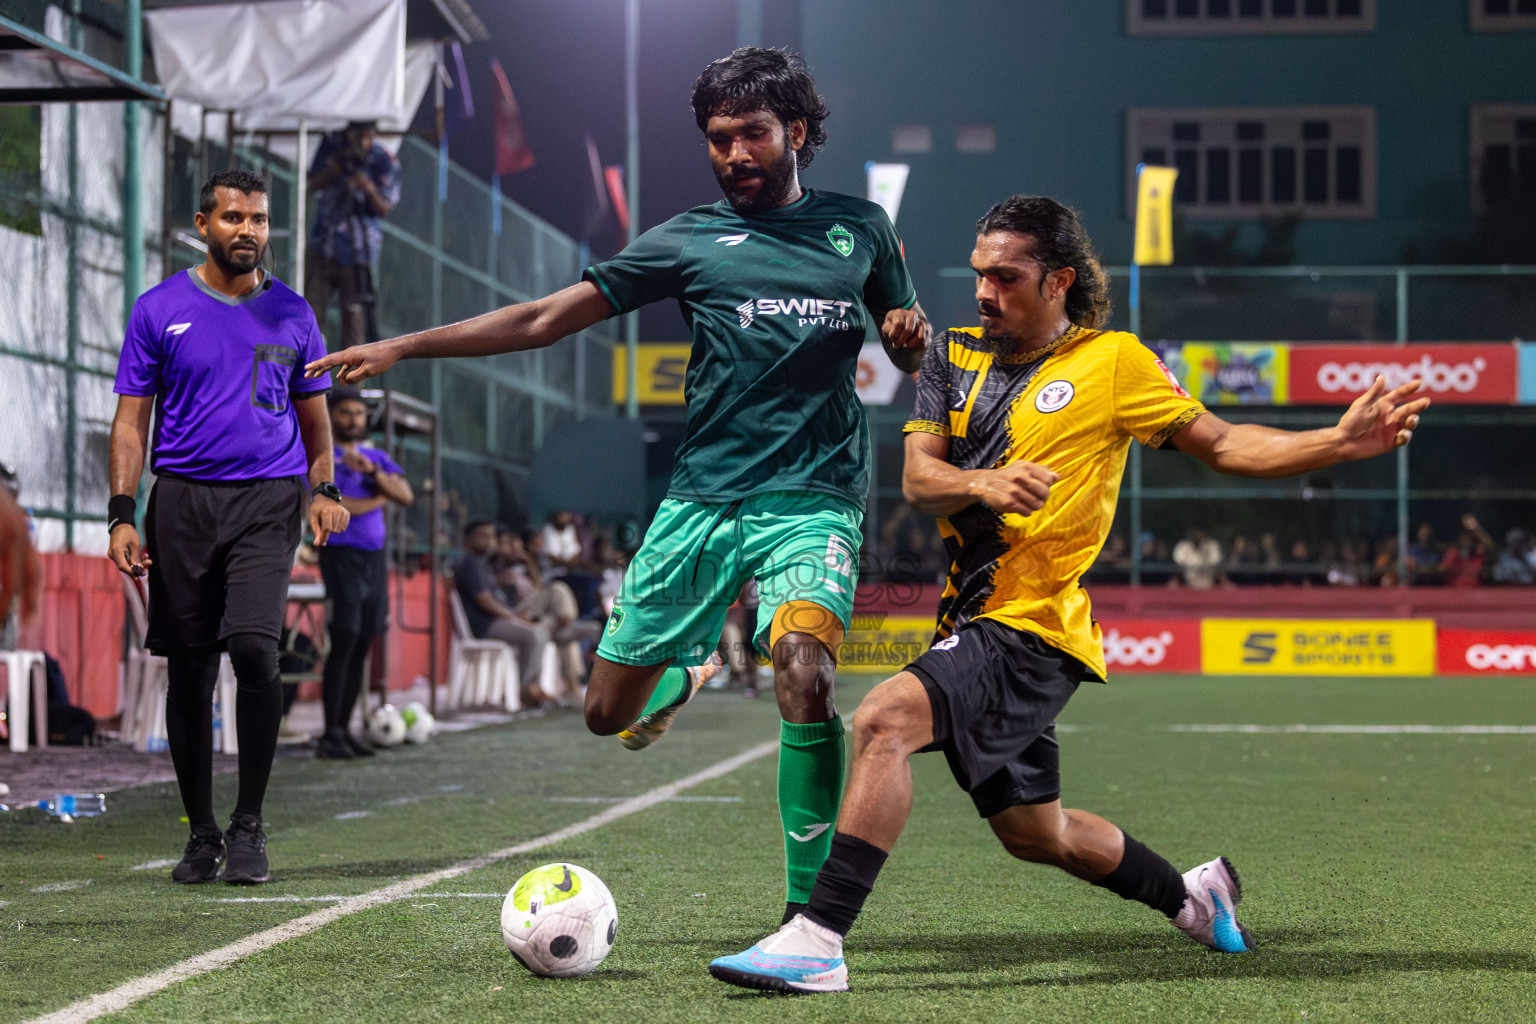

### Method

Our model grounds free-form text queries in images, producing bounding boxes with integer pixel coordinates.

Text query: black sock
[165,647,222,833]
[803,832,889,937]
[322,628,362,732]
[1095,831,1188,918]
[227,633,283,821]
[338,628,375,733]
[781,901,809,927]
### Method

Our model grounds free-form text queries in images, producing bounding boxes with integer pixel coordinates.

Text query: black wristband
[107,494,136,531]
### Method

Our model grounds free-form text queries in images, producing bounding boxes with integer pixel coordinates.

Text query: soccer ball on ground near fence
[400,701,435,744]
[365,704,407,747]
[501,862,618,978]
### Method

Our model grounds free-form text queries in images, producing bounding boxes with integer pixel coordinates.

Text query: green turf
[4,674,1534,1023]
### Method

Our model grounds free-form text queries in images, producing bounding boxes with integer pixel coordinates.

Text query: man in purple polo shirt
[108,170,350,886]
[317,386,414,759]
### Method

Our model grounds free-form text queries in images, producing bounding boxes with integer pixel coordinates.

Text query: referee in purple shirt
[317,386,413,759]
[108,171,350,886]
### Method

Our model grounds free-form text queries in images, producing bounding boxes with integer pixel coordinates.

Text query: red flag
[490,59,535,176]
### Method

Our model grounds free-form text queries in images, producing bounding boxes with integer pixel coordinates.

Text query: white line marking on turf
[30,881,90,893]
[206,892,503,904]
[24,739,778,1024]
[334,811,371,820]
[130,859,178,872]
[1169,724,1536,734]
[546,795,742,804]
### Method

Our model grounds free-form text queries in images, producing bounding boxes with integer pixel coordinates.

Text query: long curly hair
[975,195,1112,329]
[690,47,829,170]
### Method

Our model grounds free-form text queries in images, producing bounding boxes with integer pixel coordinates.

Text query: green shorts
[597,490,862,668]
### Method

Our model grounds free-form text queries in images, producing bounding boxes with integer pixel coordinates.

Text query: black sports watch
[314,481,343,503]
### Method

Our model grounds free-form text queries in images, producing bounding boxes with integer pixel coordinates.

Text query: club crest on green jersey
[826,224,855,258]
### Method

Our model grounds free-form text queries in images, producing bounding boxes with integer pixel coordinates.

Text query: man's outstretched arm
[1171,375,1430,479]
[304,281,615,384]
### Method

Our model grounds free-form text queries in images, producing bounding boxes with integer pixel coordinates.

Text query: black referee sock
[165,647,223,833]
[803,832,889,938]
[1094,831,1188,919]
[228,633,283,821]
[322,627,362,732]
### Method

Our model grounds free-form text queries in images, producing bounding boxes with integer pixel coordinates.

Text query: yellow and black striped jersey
[904,325,1205,679]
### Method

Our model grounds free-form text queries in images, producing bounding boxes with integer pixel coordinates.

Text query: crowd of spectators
[1084,515,1536,588]
[855,509,1536,590]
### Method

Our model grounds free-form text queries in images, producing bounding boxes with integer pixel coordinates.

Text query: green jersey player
[306,47,930,924]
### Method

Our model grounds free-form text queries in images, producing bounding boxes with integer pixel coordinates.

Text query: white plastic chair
[447,586,520,712]
[0,649,49,752]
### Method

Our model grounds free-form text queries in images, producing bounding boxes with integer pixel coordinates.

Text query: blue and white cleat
[709,913,849,993]
[1174,856,1254,952]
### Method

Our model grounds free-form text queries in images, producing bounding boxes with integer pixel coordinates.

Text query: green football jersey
[584,188,917,510]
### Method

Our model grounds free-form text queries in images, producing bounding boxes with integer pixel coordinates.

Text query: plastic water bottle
[37,793,106,819]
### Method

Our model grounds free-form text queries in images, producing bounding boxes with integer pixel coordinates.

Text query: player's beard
[976,303,1025,354]
[208,236,264,278]
[715,149,797,214]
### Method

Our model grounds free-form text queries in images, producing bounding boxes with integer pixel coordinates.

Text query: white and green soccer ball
[501,862,617,978]
[365,704,407,747]
[400,701,435,744]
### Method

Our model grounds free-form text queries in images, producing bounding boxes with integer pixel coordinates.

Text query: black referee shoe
[222,813,270,885]
[316,730,356,759]
[342,733,375,758]
[171,828,225,884]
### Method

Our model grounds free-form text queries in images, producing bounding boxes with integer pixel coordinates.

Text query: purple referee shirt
[327,445,403,551]
[114,269,330,481]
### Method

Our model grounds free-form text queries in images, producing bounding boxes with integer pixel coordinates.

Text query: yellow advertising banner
[612,344,692,405]
[1133,164,1178,266]
[1201,619,1436,676]
[838,615,935,670]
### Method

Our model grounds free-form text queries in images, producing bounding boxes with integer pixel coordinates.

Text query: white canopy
[146,0,435,147]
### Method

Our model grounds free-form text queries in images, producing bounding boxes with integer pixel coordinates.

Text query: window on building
[891,124,932,154]
[1126,107,1375,218]
[1471,106,1536,211]
[1129,0,1374,34]
[1470,0,1536,31]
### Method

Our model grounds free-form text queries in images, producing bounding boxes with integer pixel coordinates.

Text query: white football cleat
[1174,856,1254,953]
[709,913,849,993]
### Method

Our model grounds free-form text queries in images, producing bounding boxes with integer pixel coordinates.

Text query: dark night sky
[415,2,801,340]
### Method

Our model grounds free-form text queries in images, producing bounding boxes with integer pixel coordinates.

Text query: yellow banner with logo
[1134,165,1178,266]
[838,615,935,670]
[1201,619,1436,676]
[612,344,692,405]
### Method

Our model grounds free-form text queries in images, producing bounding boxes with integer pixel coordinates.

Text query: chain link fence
[1,98,614,552]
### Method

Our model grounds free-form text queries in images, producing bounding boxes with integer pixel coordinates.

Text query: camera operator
[304,121,400,349]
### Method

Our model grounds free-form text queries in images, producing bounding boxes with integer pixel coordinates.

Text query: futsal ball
[400,701,435,744]
[501,863,617,978]
[365,704,407,747]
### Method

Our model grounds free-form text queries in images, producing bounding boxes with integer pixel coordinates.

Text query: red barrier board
[1289,344,1517,405]
[1437,630,1536,674]
[1099,619,1202,673]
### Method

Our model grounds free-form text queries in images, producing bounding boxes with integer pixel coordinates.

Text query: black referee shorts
[318,544,388,635]
[144,474,305,654]
[908,618,1095,819]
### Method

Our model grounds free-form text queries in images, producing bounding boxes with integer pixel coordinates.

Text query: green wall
[799,1,1535,323]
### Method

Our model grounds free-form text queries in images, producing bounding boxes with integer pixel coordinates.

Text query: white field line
[25,739,778,1024]
[207,893,504,904]
[546,795,742,804]
[129,859,178,872]
[1169,724,1536,734]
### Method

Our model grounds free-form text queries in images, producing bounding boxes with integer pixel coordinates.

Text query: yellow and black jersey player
[904,319,1202,681]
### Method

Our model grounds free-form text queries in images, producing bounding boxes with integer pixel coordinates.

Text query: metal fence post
[1396,267,1410,585]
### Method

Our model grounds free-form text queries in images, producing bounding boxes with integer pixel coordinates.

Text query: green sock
[779,717,847,903]
[636,666,690,719]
